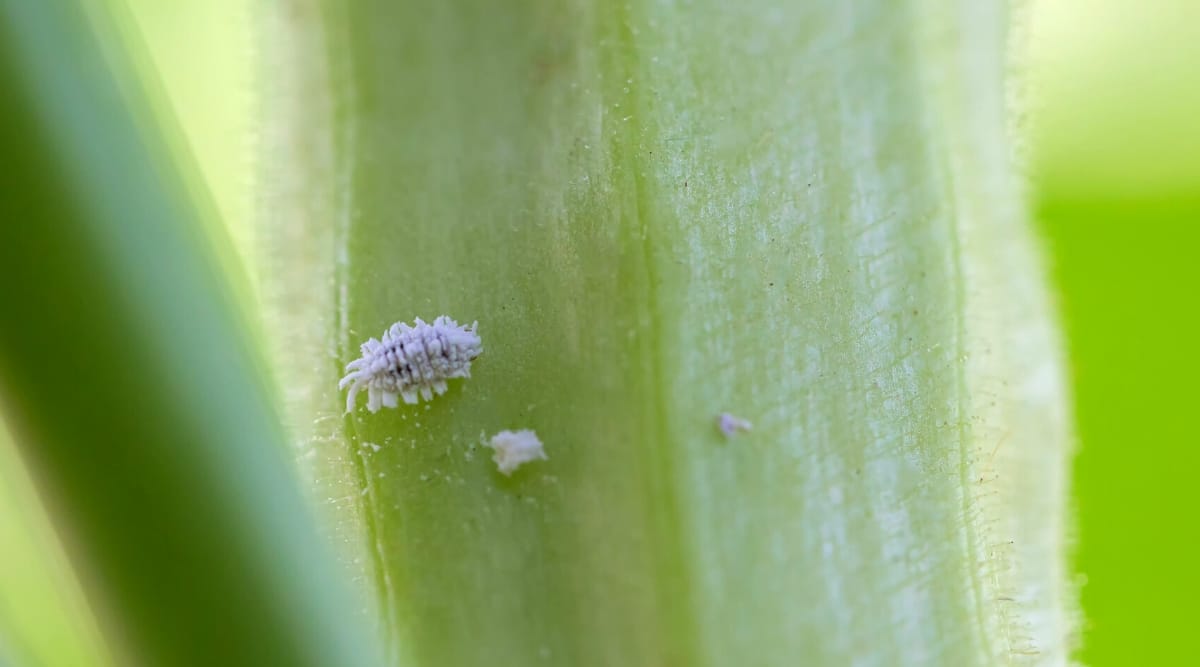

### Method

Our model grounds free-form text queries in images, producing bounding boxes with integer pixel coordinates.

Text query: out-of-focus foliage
[0,422,111,667]
[0,2,379,665]
[1031,0,1200,199]
[1030,1,1200,665]
[120,0,256,273]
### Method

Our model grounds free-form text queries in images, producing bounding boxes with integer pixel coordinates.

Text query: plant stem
[262,1,1075,664]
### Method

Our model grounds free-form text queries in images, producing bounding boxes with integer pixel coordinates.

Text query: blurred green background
[1029,0,1200,664]
[3,0,1197,665]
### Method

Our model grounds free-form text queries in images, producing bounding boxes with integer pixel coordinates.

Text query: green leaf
[263,0,1075,664]
[0,3,381,666]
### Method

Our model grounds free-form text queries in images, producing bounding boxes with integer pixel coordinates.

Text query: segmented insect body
[339,316,482,413]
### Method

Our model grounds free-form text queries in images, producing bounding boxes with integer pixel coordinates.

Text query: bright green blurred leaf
[1029,0,1200,199]
[0,420,112,667]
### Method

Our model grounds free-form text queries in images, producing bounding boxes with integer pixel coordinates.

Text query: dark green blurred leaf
[0,3,381,666]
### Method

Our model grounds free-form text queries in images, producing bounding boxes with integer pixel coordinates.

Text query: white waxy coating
[485,430,547,476]
[338,316,482,413]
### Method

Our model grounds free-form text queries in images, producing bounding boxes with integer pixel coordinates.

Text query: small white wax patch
[486,429,547,476]
[717,413,753,437]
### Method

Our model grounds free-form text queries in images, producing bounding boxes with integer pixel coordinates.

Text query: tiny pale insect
[717,412,753,437]
[339,316,482,413]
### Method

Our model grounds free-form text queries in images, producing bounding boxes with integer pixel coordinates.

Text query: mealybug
[486,429,547,476]
[717,413,753,437]
[339,316,482,413]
